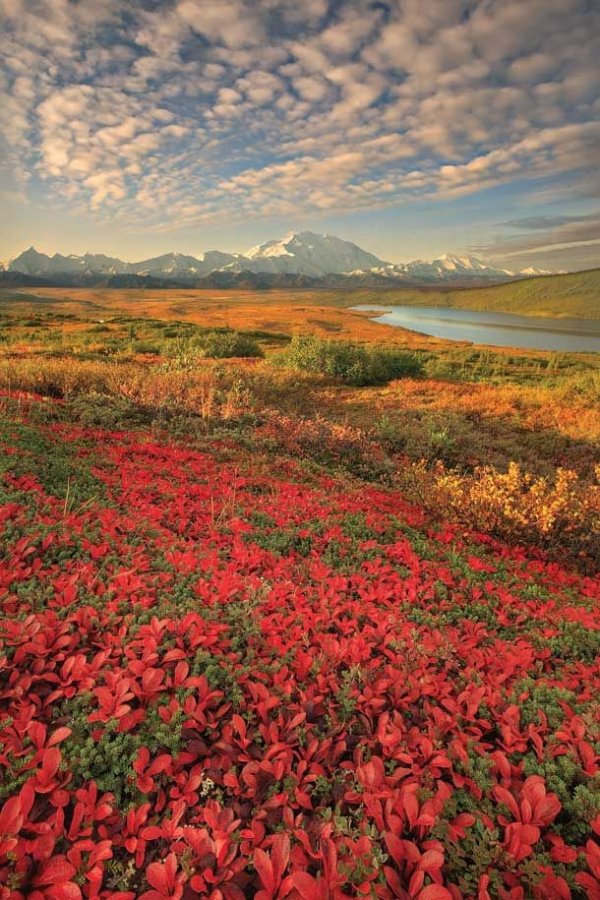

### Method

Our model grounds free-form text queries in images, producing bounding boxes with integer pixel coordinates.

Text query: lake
[352,305,600,352]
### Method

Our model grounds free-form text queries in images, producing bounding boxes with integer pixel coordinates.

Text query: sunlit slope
[345,268,600,319]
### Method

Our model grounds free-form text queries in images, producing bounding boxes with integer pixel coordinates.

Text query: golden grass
[1,286,443,348]
[1,289,598,568]
[342,377,600,442]
[1,287,598,483]
[6,286,597,363]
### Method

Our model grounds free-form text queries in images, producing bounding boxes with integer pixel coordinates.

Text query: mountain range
[1,231,549,288]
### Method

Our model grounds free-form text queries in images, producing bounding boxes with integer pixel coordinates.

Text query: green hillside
[344,268,600,319]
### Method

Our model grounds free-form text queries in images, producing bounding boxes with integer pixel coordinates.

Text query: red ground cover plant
[0,396,599,898]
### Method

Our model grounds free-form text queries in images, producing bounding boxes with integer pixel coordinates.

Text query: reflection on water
[352,305,600,352]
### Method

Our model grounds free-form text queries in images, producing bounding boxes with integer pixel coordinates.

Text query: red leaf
[418,887,454,899]
[290,872,319,899]
[48,885,83,900]
[271,833,290,884]
[48,727,73,747]
[384,832,405,868]
[33,856,77,886]
[146,852,178,895]
[254,847,274,895]
[493,786,519,820]
[0,796,23,834]
[417,850,444,872]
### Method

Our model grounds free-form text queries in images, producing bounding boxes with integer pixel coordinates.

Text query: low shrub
[132,341,161,355]
[167,330,264,362]
[2,397,599,898]
[161,331,263,367]
[196,330,264,359]
[276,334,423,385]
[66,393,155,429]
[397,459,600,570]
[254,411,393,480]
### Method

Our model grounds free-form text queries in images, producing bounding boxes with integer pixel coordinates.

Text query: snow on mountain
[131,252,210,276]
[8,247,69,275]
[131,250,243,276]
[395,254,514,281]
[436,253,508,273]
[518,266,551,276]
[8,247,126,276]
[80,253,128,274]
[6,234,550,284]
[235,231,386,277]
[130,253,201,276]
[8,247,242,279]
[246,236,295,259]
[357,254,515,283]
[198,250,243,272]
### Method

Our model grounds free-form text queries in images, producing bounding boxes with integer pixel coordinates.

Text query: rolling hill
[342,268,600,319]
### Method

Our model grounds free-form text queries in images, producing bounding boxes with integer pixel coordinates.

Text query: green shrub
[195,330,264,359]
[166,330,263,361]
[276,335,423,386]
[66,392,155,429]
[132,341,161,355]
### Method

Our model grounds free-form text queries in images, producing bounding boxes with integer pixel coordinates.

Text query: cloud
[292,75,330,103]
[488,213,600,252]
[468,210,600,271]
[84,169,127,208]
[508,53,557,83]
[0,0,598,240]
[176,0,265,49]
[318,4,382,56]
[501,213,600,230]
[475,241,600,274]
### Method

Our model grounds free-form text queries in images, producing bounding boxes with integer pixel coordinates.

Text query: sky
[1,0,599,271]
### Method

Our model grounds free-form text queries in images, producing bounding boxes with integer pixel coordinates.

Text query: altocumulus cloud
[0,0,599,232]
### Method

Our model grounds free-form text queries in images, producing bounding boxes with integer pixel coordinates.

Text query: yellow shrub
[398,459,600,567]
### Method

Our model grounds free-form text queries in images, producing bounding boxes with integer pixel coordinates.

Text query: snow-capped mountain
[414,253,513,279]
[368,253,520,283]
[130,250,241,277]
[519,266,551,276]
[8,247,242,278]
[5,233,550,284]
[7,247,126,276]
[237,231,385,277]
[132,252,205,277]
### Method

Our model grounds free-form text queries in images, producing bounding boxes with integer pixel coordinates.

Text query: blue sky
[1,0,599,270]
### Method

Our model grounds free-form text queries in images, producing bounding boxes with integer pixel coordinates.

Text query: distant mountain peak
[242,230,386,275]
[519,265,551,276]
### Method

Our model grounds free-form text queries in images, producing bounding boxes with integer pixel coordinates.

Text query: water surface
[353,305,600,352]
